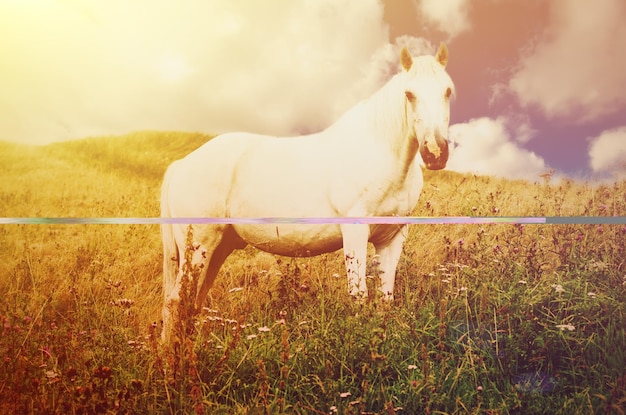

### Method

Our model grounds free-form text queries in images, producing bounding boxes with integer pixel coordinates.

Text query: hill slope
[2,130,623,218]
[0,131,210,217]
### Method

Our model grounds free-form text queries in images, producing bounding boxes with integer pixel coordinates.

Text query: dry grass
[1,132,625,414]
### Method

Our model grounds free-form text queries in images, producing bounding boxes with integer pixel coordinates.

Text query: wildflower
[477,385,483,392]
[258,326,271,333]
[65,367,77,382]
[371,255,381,267]
[339,391,352,398]
[93,366,112,379]
[127,340,146,350]
[518,280,527,285]
[459,286,468,292]
[551,284,564,293]
[587,260,608,272]
[441,278,451,284]
[556,324,575,331]
[205,316,217,323]
[587,292,596,298]
[407,364,418,370]
[329,406,338,414]
[111,298,134,308]
[45,370,60,382]
[247,334,257,340]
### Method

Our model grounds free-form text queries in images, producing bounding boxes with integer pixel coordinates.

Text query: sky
[1,0,625,181]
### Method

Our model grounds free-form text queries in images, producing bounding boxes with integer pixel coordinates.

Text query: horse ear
[435,42,449,67]
[400,47,413,71]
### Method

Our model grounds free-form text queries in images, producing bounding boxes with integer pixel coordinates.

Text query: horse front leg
[340,224,369,298]
[373,225,408,300]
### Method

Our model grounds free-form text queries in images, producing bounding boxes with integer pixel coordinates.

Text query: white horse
[160,43,454,342]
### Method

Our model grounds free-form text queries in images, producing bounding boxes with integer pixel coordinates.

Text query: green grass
[1,131,625,414]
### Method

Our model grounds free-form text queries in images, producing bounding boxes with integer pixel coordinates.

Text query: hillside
[1,131,625,414]
[0,131,210,217]
[2,130,623,218]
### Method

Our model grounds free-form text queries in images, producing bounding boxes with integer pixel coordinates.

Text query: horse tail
[160,161,179,338]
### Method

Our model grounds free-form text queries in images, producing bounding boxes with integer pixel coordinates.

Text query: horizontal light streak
[0,217,624,225]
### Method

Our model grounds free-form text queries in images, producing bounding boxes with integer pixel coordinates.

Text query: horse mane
[365,74,411,155]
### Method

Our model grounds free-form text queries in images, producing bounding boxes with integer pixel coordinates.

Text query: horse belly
[233,224,343,257]
[369,224,405,246]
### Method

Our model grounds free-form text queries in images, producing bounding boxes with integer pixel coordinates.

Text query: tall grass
[1,132,625,414]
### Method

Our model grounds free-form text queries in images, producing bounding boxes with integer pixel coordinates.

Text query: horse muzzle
[420,133,449,170]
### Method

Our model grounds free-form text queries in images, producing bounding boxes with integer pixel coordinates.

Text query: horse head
[400,43,453,171]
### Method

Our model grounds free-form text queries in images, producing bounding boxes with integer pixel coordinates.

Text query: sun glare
[155,53,193,84]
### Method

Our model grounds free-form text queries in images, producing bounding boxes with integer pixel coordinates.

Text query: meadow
[0,132,625,414]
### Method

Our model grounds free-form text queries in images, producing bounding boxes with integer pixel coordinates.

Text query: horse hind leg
[195,226,247,309]
[162,225,223,343]
[162,244,211,344]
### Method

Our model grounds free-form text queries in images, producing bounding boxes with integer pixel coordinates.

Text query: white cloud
[1,0,424,144]
[446,117,547,180]
[588,126,626,175]
[417,0,471,40]
[508,0,626,121]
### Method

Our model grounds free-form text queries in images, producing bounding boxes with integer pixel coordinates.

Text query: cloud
[508,0,626,121]
[1,0,425,144]
[446,117,548,180]
[416,0,471,40]
[588,126,626,175]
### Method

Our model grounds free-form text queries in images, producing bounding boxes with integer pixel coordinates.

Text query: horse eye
[445,87,452,99]
[405,90,416,102]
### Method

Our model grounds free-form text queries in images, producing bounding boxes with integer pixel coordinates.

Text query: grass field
[1,131,625,414]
